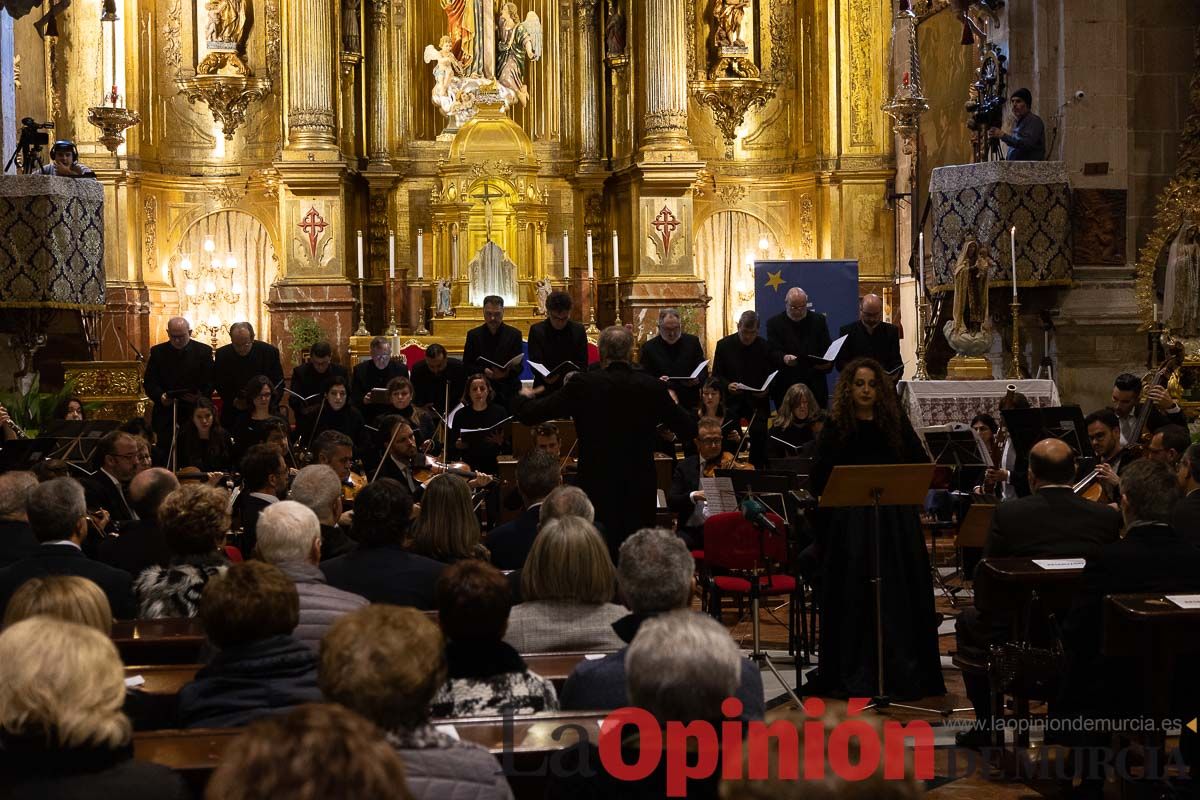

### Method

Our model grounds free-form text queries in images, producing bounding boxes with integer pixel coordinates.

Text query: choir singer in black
[765,287,832,408]
[143,317,214,450]
[213,322,284,429]
[638,308,707,412]
[834,294,902,375]
[712,311,772,468]
[462,295,524,410]
[527,291,588,395]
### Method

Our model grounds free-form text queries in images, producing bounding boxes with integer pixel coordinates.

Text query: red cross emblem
[652,206,680,253]
[299,207,328,258]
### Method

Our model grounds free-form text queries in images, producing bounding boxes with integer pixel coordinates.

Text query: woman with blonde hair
[411,473,488,563]
[770,381,824,458]
[503,516,625,652]
[3,575,112,634]
[0,617,187,798]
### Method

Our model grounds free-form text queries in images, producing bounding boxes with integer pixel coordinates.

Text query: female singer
[451,374,509,478]
[311,376,365,449]
[769,382,824,459]
[176,397,235,473]
[385,376,438,450]
[410,473,489,563]
[231,375,279,458]
[697,378,741,453]
[810,357,945,700]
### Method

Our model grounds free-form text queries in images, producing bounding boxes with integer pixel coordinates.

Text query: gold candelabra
[612,278,622,326]
[354,277,369,337]
[1009,298,1022,379]
[585,277,600,335]
[914,295,930,380]
[385,276,399,336]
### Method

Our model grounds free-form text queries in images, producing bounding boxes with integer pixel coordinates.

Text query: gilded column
[639,0,692,153]
[367,0,391,161]
[577,0,601,168]
[286,0,338,151]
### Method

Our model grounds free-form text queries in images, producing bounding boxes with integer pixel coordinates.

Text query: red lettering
[884,720,935,780]
[746,719,801,780]
[802,697,826,779]
[599,707,661,782]
[664,720,720,797]
[720,697,744,780]
[828,719,881,782]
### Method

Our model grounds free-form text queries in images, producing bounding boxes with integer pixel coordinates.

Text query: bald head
[129,468,179,519]
[784,288,809,322]
[166,317,191,349]
[860,294,883,330]
[1028,438,1076,488]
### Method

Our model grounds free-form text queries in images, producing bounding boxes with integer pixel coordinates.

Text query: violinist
[310,377,366,448]
[667,417,730,549]
[1111,372,1187,446]
[176,397,235,474]
[768,382,823,460]
[373,416,427,499]
[311,430,363,500]
[533,421,577,481]
[1084,408,1130,503]
[1147,424,1190,471]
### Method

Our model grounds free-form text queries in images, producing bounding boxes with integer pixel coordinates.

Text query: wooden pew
[112,618,207,665]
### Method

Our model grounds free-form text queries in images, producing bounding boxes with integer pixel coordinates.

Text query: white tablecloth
[898,379,1061,431]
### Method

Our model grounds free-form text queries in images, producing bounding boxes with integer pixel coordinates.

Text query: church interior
[1,0,1200,797]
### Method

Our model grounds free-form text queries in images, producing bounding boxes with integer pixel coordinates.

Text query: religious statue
[495,3,542,106]
[714,0,750,48]
[441,0,485,74]
[205,0,246,45]
[535,278,551,315]
[341,0,361,53]
[605,0,626,57]
[943,236,993,356]
[425,36,465,117]
[468,241,519,307]
[1164,222,1200,337]
[436,278,455,317]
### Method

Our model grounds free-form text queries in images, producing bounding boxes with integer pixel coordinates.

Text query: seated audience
[256,500,367,651]
[503,516,626,653]
[0,617,187,799]
[134,483,231,618]
[179,561,322,728]
[0,471,38,568]
[320,478,444,609]
[429,560,557,718]
[547,611,742,799]
[320,606,513,799]
[486,449,560,570]
[1174,443,1200,541]
[287,464,356,560]
[0,477,135,619]
[98,467,176,577]
[561,527,764,719]
[31,459,71,482]
[538,484,595,526]
[236,443,290,558]
[3,574,113,633]
[204,703,414,800]
[411,473,489,563]
[1149,423,1191,471]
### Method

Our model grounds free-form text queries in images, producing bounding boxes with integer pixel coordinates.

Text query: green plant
[288,316,326,359]
[676,305,702,337]
[0,375,84,437]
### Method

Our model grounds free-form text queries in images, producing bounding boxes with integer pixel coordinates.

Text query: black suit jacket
[320,543,444,609]
[97,520,171,578]
[486,505,541,571]
[462,323,524,407]
[764,311,831,407]
[287,363,349,421]
[350,359,409,420]
[81,471,136,524]
[527,319,589,394]
[982,486,1123,560]
[143,339,214,440]
[237,494,275,559]
[513,362,697,553]
[0,544,136,619]
[638,334,707,409]
[0,519,38,568]
[1171,490,1200,545]
[410,358,467,410]
[836,320,902,373]
[213,340,284,427]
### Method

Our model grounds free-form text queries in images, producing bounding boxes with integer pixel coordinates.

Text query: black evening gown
[811,417,945,700]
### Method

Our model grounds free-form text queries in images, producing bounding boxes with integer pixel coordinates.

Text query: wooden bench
[112,618,207,665]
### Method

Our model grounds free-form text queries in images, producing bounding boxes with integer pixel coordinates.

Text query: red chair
[397,339,427,368]
[586,341,600,365]
[702,511,807,659]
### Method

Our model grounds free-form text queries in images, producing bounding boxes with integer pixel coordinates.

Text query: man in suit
[213,322,285,429]
[462,295,524,410]
[527,291,589,396]
[320,478,444,608]
[638,308,707,412]
[713,310,773,468]
[82,431,141,527]
[97,467,176,577]
[1084,408,1131,503]
[1111,372,1188,446]
[286,341,348,437]
[143,316,214,450]
[765,287,832,408]
[1147,423,1190,471]
[834,293,902,374]
[667,416,728,549]
[236,443,290,559]
[0,477,135,619]
[0,471,39,568]
[287,464,357,561]
[954,437,1122,747]
[487,449,560,570]
[350,336,409,423]
[1173,443,1200,543]
[409,343,466,411]
[513,326,697,556]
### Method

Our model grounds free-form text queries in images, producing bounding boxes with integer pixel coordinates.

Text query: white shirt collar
[249,492,280,504]
[43,540,82,551]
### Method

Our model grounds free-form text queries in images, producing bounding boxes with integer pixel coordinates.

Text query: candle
[1010,225,1018,297]
[586,229,594,279]
[356,230,364,280]
[388,231,395,280]
[612,231,619,278]
[416,228,424,280]
[917,232,924,290]
[562,230,569,279]
[452,233,459,278]
[1153,301,1159,324]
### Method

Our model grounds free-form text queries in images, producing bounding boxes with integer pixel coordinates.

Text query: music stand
[39,419,121,464]
[820,463,945,714]
[921,426,990,494]
[1001,405,1093,460]
[0,438,56,472]
[715,469,793,523]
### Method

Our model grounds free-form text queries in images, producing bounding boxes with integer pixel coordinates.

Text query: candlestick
[562,230,569,279]
[1009,299,1022,378]
[354,275,369,336]
[586,276,600,335]
[612,231,619,278]
[356,230,364,280]
[385,274,399,336]
[586,229,594,279]
[1010,225,1018,297]
[388,231,395,280]
[452,233,459,278]
[417,228,424,280]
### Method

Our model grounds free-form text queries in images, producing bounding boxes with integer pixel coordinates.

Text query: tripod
[741,502,802,708]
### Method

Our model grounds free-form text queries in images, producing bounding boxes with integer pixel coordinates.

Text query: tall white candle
[1010,226,1018,297]
[416,228,424,280]
[356,230,364,280]
[612,231,619,278]
[917,232,924,290]
[586,229,594,279]
[1153,301,1159,324]
[562,230,569,279]
[452,233,459,278]
[388,231,395,280]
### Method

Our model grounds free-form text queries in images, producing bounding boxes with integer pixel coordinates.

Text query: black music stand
[0,438,56,471]
[921,426,990,494]
[1001,405,1093,460]
[820,463,946,714]
[39,419,121,464]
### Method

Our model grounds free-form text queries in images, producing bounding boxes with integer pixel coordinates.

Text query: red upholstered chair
[586,341,600,365]
[398,339,426,368]
[701,511,806,659]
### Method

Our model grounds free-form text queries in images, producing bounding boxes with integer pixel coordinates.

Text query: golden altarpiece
[7,0,897,373]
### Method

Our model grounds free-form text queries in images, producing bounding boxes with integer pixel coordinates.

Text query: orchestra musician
[372,416,427,499]
[351,336,409,423]
[1111,372,1187,446]
[768,382,823,460]
[527,291,589,396]
[697,378,741,454]
[81,431,141,530]
[310,430,357,486]
[1147,423,1191,471]
[212,322,284,430]
[462,295,525,410]
[230,375,283,461]
[143,317,214,453]
[667,416,732,549]
[1083,408,1131,503]
[381,377,438,453]
[713,311,772,468]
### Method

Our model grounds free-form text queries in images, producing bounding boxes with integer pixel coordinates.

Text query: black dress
[811,417,945,700]
[450,403,510,476]
[311,404,366,451]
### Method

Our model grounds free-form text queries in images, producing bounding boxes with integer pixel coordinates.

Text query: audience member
[537,484,595,526]
[320,478,444,609]
[560,528,764,719]
[237,443,290,558]
[486,449,559,570]
[503,516,625,652]
[179,561,322,728]
[98,467,176,576]
[0,477,135,619]
[204,703,413,800]
[256,501,367,651]
[287,464,356,559]
[1174,443,1200,541]
[0,617,188,799]
[411,474,488,563]
[320,606,513,799]
[429,560,557,718]
[3,574,113,633]
[0,471,38,568]
[134,483,231,618]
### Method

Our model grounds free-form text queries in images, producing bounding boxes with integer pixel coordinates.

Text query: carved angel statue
[436,278,454,317]
[942,236,994,356]
[205,0,246,44]
[535,278,552,316]
[714,0,750,48]
[424,36,465,117]
[496,3,542,106]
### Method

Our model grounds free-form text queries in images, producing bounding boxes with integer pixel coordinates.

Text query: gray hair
[256,500,322,563]
[1120,459,1180,524]
[626,610,740,723]
[369,335,391,352]
[657,308,681,326]
[288,465,343,523]
[27,478,86,543]
[617,528,695,613]
[0,472,37,519]
[598,325,633,363]
[539,485,594,526]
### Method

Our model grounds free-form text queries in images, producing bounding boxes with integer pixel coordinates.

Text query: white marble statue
[436,278,454,317]
[535,278,551,315]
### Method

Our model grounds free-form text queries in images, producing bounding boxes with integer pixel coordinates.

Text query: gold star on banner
[765,270,785,291]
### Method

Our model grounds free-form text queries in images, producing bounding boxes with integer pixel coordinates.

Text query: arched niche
[693,210,780,351]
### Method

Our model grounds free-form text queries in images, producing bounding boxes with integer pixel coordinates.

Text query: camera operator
[39,140,96,179]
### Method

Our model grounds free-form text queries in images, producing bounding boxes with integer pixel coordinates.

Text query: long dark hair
[178,397,232,468]
[829,357,903,451]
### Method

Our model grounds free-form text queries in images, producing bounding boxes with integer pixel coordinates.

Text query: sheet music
[808,334,847,363]
[1033,558,1086,570]
[736,370,779,394]
[667,360,708,380]
[445,403,465,430]
[699,476,737,515]
[1166,595,1200,609]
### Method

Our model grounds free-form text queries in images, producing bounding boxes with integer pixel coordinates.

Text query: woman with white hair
[0,617,187,798]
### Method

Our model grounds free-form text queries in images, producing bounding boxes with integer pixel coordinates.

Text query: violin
[342,469,368,504]
[412,457,493,486]
[703,451,755,478]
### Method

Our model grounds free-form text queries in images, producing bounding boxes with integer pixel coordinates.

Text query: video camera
[5,118,54,175]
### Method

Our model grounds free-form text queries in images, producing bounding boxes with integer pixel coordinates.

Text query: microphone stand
[741,494,802,708]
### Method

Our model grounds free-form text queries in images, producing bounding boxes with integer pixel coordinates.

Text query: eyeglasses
[698,437,723,445]
[112,451,139,461]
